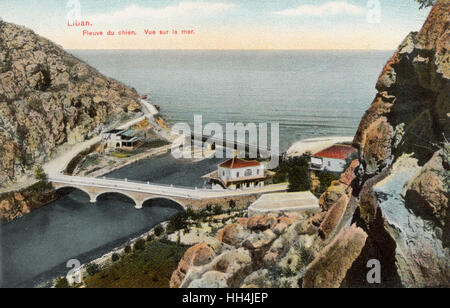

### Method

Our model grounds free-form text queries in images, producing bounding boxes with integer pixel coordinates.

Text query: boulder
[339,159,359,185]
[405,150,448,233]
[170,243,216,288]
[188,271,228,288]
[318,181,347,211]
[247,215,277,231]
[243,229,276,250]
[217,223,250,246]
[318,194,350,239]
[303,224,368,288]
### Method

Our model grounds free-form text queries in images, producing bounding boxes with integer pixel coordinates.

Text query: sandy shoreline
[286,136,354,157]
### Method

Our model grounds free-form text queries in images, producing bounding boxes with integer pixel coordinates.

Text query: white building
[102,129,140,150]
[203,158,266,190]
[310,144,357,173]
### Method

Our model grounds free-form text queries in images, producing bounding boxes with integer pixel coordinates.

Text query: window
[257,169,259,175]
[245,169,252,177]
[236,172,240,178]
[328,161,331,167]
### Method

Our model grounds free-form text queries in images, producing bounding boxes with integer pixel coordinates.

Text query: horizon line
[66,48,395,51]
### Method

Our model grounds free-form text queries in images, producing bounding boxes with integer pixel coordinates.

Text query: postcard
[0,0,448,291]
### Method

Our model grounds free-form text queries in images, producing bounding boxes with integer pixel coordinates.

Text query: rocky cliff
[0,21,141,188]
[170,0,449,288]
[345,0,449,287]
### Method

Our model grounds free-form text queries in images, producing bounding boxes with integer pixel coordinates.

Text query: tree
[167,212,188,234]
[86,263,100,276]
[415,0,436,9]
[33,165,51,197]
[124,245,132,254]
[212,204,222,215]
[134,238,146,251]
[228,199,236,210]
[54,277,70,288]
[153,225,165,237]
[34,165,48,182]
[318,172,340,193]
[111,253,120,262]
[287,155,311,192]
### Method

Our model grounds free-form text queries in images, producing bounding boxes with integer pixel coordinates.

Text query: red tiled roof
[219,158,261,169]
[313,144,357,160]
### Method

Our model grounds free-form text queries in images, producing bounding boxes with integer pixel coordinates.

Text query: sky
[0,0,432,50]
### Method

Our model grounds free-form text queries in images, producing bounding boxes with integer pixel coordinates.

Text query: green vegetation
[273,155,311,192]
[86,263,100,276]
[84,240,189,288]
[414,0,436,9]
[318,172,340,193]
[111,253,120,262]
[54,277,70,288]
[134,238,146,251]
[141,139,171,149]
[33,165,51,193]
[298,246,315,268]
[109,151,133,159]
[153,225,165,237]
[124,245,132,254]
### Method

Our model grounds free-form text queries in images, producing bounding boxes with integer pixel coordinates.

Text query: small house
[310,144,357,173]
[203,158,266,190]
[102,129,140,150]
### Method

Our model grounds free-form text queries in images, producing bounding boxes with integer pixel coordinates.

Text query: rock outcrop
[345,0,449,287]
[170,214,324,288]
[303,224,367,288]
[0,21,141,188]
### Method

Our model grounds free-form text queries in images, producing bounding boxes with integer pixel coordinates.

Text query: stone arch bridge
[50,175,287,210]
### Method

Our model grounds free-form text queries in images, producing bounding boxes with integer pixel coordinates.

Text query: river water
[0,153,220,288]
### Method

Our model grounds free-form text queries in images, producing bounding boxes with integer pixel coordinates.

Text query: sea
[70,50,392,152]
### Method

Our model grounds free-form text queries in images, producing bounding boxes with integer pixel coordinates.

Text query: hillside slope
[0,21,141,188]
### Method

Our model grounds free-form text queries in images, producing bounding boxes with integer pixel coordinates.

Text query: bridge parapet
[50,175,288,210]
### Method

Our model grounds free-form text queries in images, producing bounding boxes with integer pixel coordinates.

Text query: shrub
[274,155,311,191]
[415,0,436,9]
[287,155,311,192]
[134,238,146,251]
[54,277,70,288]
[228,200,236,210]
[32,165,51,194]
[124,245,132,254]
[298,246,315,269]
[212,205,223,215]
[86,263,100,276]
[186,206,196,219]
[153,225,165,237]
[167,212,188,234]
[318,172,340,192]
[111,253,120,262]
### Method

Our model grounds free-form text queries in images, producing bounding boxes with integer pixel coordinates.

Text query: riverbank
[51,206,248,288]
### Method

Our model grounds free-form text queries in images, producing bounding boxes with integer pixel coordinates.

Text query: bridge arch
[54,185,96,203]
[141,196,186,211]
[94,191,140,208]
